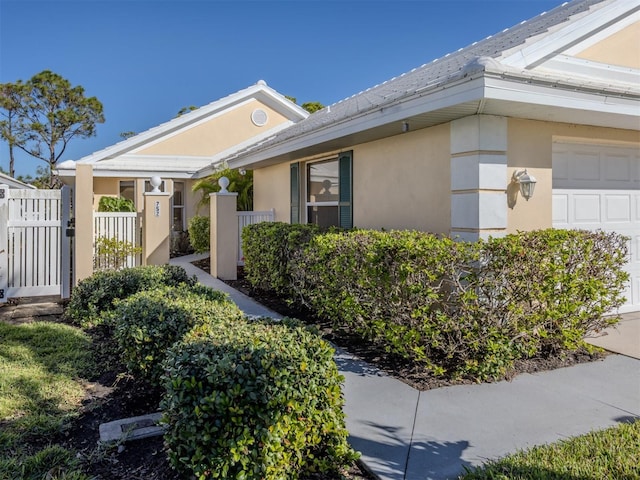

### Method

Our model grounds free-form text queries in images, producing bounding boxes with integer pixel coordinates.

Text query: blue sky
[0,0,562,177]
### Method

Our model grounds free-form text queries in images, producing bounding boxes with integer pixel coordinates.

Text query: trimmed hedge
[65,265,196,327]
[161,317,357,479]
[244,226,629,381]
[110,284,243,384]
[188,215,210,254]
[242,222,319,297]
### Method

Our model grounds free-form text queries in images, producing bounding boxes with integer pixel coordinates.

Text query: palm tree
[192,165,253,211]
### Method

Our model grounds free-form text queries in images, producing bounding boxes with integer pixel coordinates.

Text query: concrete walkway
[171,254,640,480]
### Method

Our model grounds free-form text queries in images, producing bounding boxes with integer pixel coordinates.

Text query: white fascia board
[54,169,195,179]
[538,54,640,86]
[484,75,640,125]
[253,87,310,121]
[501,0,640,69]
[228,76,487,169]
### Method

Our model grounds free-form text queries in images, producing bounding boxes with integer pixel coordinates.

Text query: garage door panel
[552,194,569,223]
[553,142,640,313]
[604,155,633,182]
[603,194,631,223]
[571,152,600,181]
[573,194,601,223]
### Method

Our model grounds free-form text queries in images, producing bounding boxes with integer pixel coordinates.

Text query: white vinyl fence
[0,186,71,300]
[94,212,141,270]
[237,209,275,266]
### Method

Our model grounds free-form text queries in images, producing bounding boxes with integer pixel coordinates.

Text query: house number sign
[154,201,160,217]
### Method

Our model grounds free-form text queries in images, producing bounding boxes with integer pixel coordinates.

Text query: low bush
[97,196,136,212]
[93,236,142,272]
[242,222,319,297]
[188,215,210,254]
[65,264,196,326]
[287,228,628,381]
[161,317,357,480]
[110,284,243,385]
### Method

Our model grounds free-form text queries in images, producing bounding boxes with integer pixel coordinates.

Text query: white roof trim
[538,54,640,86]
[501,0,640,69]
[74,82,308,165]
[128,97,265,154]
[563,7,640,54]
[0,172,37,189]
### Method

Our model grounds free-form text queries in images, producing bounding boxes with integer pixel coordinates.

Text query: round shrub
[64,264,196,327]
[161,317,357,480]
[110,284,243,385]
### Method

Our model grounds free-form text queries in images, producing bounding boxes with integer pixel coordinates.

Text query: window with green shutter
[290,162,300,223]
[303,151,352,229]
[338,151,353,229]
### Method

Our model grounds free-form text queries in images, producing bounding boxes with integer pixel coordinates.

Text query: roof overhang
[228,71,640,170]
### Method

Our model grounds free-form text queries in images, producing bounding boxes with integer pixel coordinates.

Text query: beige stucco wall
[574,21,640,69]
[353,123,450,233]
[92,177,119,210]
[136,100,289,157]
[507,118,640,233]
[252,123,451,233]
[253,162,291,222]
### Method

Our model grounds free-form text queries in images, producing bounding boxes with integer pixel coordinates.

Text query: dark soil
[191,257,607,391]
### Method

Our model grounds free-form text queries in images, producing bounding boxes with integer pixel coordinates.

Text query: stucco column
[74,164,94,284]
[143,189,171,265]
[210,191,238,280]
[450,115,508,241]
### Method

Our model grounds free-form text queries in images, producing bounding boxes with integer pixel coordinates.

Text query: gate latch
[66,218,75,238]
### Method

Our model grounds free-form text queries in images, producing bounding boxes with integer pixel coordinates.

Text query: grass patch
[461,420,640,480]
[0,321,94,479]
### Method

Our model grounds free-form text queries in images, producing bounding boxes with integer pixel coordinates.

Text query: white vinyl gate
[0,185,71,301]
[94,212,141,269]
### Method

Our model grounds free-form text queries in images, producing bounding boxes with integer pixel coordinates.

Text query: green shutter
[290,162,300,224]
[338,151,353,229]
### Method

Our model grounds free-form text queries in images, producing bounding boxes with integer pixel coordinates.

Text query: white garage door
[552,142,640,313]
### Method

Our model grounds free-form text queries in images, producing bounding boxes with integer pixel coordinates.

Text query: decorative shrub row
[68,264,356,478]
[242,222,319,297]
[161,317,357,480]
[243,224,629,380]
[65,264,196,326]
[109,284,243,384]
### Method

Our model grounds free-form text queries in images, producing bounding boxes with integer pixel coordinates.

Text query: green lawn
[0,320,94,480]
[460,420,640,480]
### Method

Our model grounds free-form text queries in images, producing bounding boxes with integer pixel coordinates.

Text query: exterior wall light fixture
[402,121,410,133]
[512,169,537,201]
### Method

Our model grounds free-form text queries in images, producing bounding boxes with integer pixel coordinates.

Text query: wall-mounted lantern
[512,169,537,201]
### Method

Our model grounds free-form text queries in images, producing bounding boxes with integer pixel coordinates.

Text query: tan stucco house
[222,0,640,311]
[56,81,309,231]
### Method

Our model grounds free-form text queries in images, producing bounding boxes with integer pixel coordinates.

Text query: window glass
[307,160,339,203]
[172,182,185,232]
[119,181,135,203]
[307,159,339,228]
